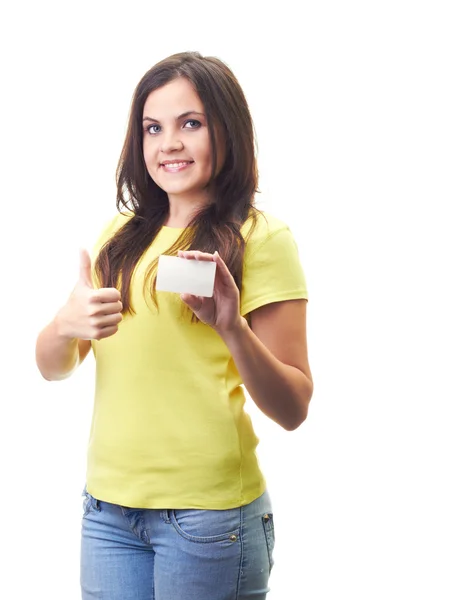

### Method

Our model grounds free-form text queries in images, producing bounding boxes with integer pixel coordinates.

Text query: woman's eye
[147,124,161,134]
[184,119,201,129]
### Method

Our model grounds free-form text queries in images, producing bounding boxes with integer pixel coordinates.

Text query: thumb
[180,293,203,311]
[79,248,94,288]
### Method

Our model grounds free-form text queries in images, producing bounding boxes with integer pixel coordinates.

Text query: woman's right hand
[56,248,123,341]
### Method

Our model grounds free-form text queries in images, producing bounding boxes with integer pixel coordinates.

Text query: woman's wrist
[53,307,77,342]
[216,315,249,344]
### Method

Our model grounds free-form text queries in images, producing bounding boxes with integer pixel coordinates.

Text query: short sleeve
[240,225,308,316]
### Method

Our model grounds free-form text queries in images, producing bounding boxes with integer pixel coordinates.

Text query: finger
[92,288,122,303]
[93,325,119,340]
[180,293,203,310]
[91,300,123,316]
[79,248,94,288]
[90,312,123,328]
[178,250,214,261]
[213,252,237,288]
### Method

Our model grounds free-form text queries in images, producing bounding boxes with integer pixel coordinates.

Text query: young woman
[36,51,313,600]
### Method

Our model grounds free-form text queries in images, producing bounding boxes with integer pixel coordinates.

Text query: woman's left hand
[178,250,243,335]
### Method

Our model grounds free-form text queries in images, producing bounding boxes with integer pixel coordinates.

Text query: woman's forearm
[220,317,313,431]
[35,316,81,381]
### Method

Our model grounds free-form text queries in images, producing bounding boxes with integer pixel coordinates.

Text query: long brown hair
[95,51,262,319]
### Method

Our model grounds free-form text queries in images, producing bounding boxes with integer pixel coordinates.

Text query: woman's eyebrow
[142,111,205,123]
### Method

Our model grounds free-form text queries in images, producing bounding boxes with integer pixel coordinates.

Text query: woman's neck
[165,195,213,228]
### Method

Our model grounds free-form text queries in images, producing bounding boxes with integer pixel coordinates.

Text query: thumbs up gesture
[57,249,123,341]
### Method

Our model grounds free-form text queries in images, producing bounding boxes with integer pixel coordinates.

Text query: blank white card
[156,255,217,297]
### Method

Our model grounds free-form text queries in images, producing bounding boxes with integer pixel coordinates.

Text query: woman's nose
[161,132,184,153]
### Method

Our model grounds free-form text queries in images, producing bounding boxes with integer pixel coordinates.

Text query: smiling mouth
[161,161,194,169]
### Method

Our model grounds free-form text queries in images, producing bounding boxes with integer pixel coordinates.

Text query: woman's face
[142,77,225,205]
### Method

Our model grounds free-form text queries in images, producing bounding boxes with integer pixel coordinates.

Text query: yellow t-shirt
[85,210,308,509]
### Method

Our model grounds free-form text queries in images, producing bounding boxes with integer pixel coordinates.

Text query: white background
[1,1,461,598]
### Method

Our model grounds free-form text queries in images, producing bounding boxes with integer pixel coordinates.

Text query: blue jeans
[80,487,275,599]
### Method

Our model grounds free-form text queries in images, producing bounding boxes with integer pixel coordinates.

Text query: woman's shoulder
[102,210,134,234]
[91,210,134,257]
[242,209,292,250]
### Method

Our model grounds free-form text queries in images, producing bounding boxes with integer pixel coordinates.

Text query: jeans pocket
[170,506,241,543]
[262,512,275,574]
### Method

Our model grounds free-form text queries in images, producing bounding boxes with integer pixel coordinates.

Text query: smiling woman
[35,50,313,600]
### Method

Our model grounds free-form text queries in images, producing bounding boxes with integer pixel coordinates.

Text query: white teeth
[162,162,190,168]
